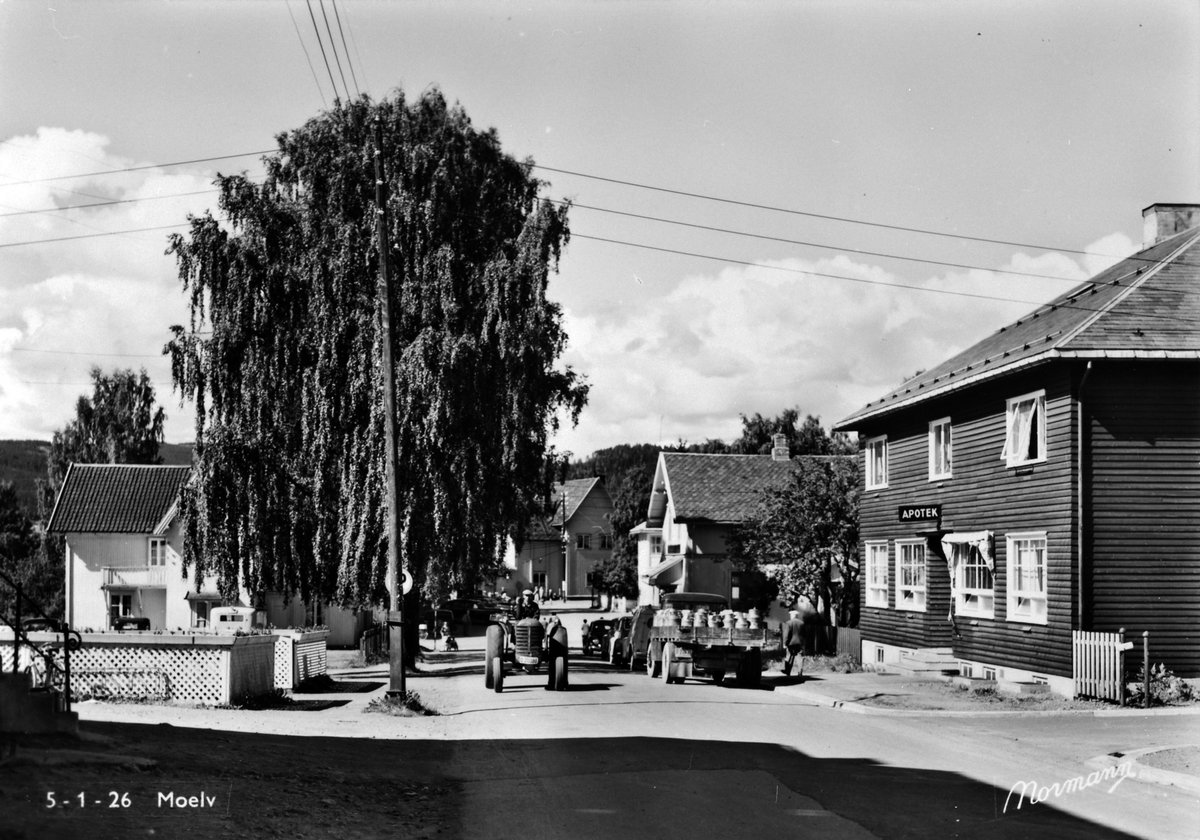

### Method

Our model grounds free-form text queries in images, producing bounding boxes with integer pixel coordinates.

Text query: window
[865,542,889,607]
[599,533,613,550]
[928,418,952,479]
[148,537,168,566]
[649,535,663,556]
[1002,390,1046,466]
[896,541,926,611]
[866,436,888,489]
[575,533,591,550]
[953,543,994,618]
[532,571,547,589]
[109,593,132,626]
[1007,532,1048,624]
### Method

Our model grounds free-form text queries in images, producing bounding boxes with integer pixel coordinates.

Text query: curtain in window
[940,531,994,620]
[1015,399,1037,460]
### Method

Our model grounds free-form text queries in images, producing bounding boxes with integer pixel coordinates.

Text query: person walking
[782,610,805,678]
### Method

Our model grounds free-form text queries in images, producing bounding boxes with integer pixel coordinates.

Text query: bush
[364,690,437,717]
[1128,663,1196,706]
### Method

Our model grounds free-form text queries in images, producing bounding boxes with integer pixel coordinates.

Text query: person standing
[782,610,805,677]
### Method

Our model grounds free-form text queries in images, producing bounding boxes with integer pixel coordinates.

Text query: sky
[0,1,1197,458]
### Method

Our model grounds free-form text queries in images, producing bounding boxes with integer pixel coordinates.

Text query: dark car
[21,617,66,633]
[580,619,613,657]
[422,599,504,634]
[609,607,655,669]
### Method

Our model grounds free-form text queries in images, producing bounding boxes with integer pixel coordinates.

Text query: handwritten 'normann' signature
[1005,762,1134,813]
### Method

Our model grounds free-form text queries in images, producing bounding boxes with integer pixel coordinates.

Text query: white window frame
[1007,531,1048,625]
[928,417,952,480]
[865,542,889,607]
[1002,390,1047,467]
[575,533,591,550]
[953,543,994,619]
[895,540,927,612]
[148,537,168,567]
[866,435,889,489]
[649,535,663,556]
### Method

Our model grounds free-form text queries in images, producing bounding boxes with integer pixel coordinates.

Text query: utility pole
[373,117,406,699]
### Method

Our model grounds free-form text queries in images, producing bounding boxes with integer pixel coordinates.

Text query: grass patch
[364,690,438,717]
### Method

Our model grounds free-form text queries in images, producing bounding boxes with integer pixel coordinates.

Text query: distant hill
[0,440,194,516]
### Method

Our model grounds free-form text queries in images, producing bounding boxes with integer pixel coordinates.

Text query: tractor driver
[515,589,541,620]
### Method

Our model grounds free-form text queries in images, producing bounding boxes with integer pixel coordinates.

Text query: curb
[772,681,1200,719]
[1087,746,1200,795]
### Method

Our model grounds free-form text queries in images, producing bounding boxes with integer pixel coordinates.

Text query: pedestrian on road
[783,610,805,677]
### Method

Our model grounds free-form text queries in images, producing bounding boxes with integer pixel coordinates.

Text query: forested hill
[566,443,662,484]
[0,440,194,515]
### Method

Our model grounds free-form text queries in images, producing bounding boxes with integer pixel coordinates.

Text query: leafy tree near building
[730,456,860,627]
[0,481,42,617]
[591,465,651,604]
[166,90,586,616]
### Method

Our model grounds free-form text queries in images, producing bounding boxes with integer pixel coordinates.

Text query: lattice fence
[59,643,227,704]
[73,669,170,701]
[273,631,329,689]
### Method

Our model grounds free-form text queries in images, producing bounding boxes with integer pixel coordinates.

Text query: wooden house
[834,204,1200,695]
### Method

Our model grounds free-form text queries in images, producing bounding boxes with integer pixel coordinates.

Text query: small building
[48,463,369,645]
[835,204,1200,695]
[628,520,663,607]
[47,464,231,631]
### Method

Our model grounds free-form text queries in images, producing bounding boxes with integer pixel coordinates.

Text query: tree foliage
[729,456,860,626]
[166,90,587,607]
[46,366,165,491]
[591,465,651,600]
[0,481,43,618]
[732,407,855,456]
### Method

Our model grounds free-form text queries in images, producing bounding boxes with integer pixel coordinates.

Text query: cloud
[552,233,1134,457]
[0,128,219,442]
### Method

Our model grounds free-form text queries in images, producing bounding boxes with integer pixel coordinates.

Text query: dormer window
[1002,390,1046,467]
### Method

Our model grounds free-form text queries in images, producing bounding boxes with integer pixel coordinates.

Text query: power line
[337,0,371,96]
[318,0,352,102]
[330,0,361,98]
[285,0,328,109]
[305,0,342,105]
[0,189,218,218]
[534,164,1123,259]
[561,200,1082,284]
[0,151,274,188]
[571,231,1200,325]
[0,224,188,249]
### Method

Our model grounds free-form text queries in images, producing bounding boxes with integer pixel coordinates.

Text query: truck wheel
[485,625,503,689]
[711,669,725,686]
[492,656,504,693]
[746,649,762,688]
[647,646,661,678]
[661,642,676,684]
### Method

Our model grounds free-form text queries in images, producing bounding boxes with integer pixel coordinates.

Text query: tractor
[484,615,569,693]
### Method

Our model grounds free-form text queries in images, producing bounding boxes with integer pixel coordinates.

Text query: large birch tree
[166,90,586,608]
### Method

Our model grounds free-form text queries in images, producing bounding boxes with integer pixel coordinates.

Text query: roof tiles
[47,464,191,534]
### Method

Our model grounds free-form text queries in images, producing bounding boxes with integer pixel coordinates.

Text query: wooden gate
[1072,630,1127,702]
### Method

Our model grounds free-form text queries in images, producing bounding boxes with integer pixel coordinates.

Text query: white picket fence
[1072,630,1126,702]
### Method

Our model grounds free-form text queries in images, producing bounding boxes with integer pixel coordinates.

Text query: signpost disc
[401,569,414,595]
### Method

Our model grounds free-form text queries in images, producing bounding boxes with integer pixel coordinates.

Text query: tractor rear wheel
[492,656,504,693]
[554,656,567,690]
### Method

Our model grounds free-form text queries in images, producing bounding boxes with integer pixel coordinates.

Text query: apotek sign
[898,504,941,523]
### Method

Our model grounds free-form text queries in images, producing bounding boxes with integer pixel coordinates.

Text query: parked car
[21,617,66,633]
[421,599,503,633]
[581,619,613,657]
[611,606,655,670]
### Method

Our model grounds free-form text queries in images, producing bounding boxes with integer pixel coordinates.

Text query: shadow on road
[1,724,1152,840]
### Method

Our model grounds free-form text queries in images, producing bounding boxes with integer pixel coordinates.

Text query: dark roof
[47,465,191,534]
[661,453,799,523]
[550,477,603,526]
[837,227,1200,429]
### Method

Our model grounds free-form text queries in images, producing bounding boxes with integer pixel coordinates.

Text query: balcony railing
[102,566,167,588]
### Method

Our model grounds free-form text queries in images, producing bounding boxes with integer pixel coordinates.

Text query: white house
[47,464,231,631]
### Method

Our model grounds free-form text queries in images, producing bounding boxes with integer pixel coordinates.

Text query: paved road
[39,639,1197,840]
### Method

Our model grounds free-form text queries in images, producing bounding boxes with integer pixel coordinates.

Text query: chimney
[771,433,790,462]
[1142,203,1200,249]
